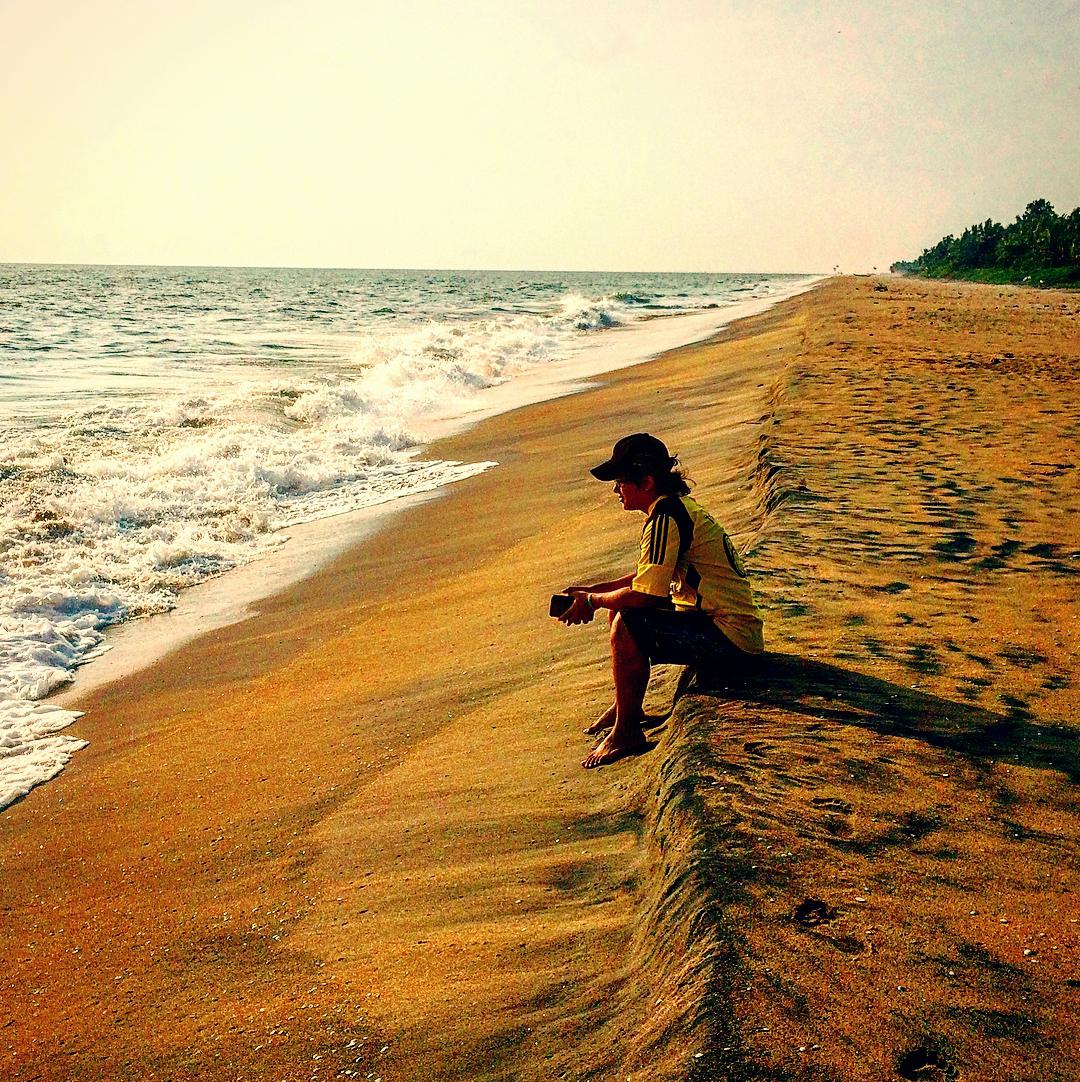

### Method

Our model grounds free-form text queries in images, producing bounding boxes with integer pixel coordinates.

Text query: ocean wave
[556,293,634,331]
[0,397,496,807]
[0,267,817,809]
[0,307,593,809]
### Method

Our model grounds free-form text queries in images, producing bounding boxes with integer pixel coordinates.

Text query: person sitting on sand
[559,433,764,768]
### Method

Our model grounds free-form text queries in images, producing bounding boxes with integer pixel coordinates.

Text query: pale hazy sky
[3,0,1078,272]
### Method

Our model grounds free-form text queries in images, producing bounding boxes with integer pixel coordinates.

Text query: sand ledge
[634,276,1079,1081]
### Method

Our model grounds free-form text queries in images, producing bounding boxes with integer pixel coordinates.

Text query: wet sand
[2,278,1077,1080]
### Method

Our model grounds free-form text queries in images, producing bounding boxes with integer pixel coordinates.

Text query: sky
[2,0,1078,273]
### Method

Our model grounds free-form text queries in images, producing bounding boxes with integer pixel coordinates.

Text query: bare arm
[562,505,682,627]
[586,585,663,612]
[558,583,665,625]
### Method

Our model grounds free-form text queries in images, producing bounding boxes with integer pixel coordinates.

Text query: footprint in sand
[827,933,865,954]
[811,796,853,813]
[1024,541,1057,558]
[903,642,944,676]
[998,644,1048,669]
[811,796,854,839]
[792,897,837,926]
[999,693,1033,719]
[932,531,978,560]
[992,538,1023,559]
[873,581,911,595]
[896,1044,958,1082]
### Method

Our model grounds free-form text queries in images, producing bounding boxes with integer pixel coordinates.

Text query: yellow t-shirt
[631,494,764,654]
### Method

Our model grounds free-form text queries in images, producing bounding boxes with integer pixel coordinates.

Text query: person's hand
[559,593,595,625]
[563,585,590,595]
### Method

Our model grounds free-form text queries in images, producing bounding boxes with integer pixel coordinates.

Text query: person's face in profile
[613,476,655,513]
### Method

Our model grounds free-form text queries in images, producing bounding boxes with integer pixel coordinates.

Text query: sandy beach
[2,277,1077,1081]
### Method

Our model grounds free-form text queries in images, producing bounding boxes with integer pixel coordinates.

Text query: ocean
[0,264,816,808]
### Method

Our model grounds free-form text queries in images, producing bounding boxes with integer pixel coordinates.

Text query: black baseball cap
[590,433,674,481]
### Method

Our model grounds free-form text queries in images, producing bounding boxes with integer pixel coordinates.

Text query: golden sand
[677,278,1079,1081]
[1,278,1076,1080]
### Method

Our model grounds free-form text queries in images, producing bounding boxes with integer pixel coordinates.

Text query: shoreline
[52,280,819,713]
[4,276,1075,1080]
[2,282,812,1080]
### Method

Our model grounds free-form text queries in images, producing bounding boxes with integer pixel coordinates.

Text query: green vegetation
[891,199,1080,285]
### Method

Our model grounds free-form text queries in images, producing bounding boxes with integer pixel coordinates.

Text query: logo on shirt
[723,533,748,578]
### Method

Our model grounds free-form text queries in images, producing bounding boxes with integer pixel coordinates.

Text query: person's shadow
[679,652,1078,782]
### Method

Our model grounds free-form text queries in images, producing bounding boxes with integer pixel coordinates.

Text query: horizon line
[1,259,827,276]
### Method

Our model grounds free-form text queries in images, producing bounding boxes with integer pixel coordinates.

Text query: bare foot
[584,702,616,736]
[582,729,649,769]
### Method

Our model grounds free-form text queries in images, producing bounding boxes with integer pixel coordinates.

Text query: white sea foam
[0,298,622,806]
[0,268,819,809]
[0,334,527,807]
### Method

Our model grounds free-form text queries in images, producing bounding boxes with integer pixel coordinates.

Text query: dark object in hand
[549,593,574,617]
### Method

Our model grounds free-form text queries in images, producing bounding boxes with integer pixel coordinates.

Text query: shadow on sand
[688,651,1078,782]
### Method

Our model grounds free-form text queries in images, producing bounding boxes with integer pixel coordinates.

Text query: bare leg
[584,611,619,735]
[584,701,616,736]
[583,612,650,768]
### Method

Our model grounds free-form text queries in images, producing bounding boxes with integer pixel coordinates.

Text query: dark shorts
[620,606,745,667]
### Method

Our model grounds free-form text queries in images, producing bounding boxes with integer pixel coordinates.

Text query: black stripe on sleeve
[649,513,672,564]
[655,496,693,558]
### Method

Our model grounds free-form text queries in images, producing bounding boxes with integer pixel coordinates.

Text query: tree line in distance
[891,199,1080,286]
